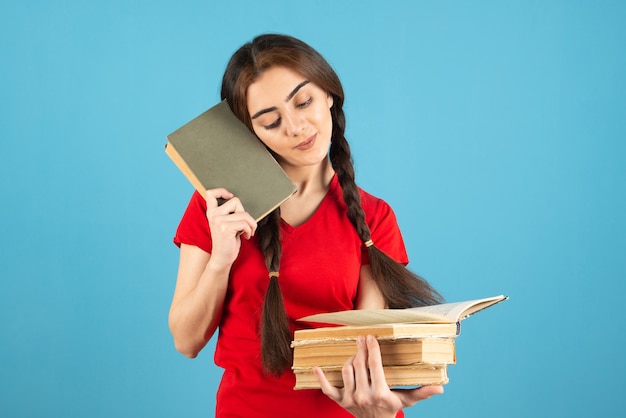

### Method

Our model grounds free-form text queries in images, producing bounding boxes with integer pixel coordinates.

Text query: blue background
[2,1,625,417]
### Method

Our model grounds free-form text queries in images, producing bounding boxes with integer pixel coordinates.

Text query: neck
[282,158,334,197]
[277,159,335,227]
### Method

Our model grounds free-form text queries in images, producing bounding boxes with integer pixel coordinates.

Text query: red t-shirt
[174,174,409,417]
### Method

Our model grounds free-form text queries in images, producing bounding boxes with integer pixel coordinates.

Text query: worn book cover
[166,100,297,221]
[293,323,460,343]
[293,337,456,368]
[293,364,449,390]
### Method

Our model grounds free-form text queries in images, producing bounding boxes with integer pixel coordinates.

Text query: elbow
[168,311,215,358]
[174,335,206,358]
[174,339,201,359]
[169,324,211,359]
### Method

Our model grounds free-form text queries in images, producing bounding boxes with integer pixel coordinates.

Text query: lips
[295,134,316,150]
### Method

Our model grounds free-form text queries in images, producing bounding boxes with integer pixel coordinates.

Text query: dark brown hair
[221,34,443,375]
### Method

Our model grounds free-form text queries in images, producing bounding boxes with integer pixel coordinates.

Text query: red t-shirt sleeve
[173,191,213,254]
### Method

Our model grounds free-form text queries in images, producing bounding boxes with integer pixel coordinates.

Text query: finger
[205,188,234,211]
[417,385,444,398]
[236,217,257,239]
[218,214,257,239]
[220,196,246,214]
[313,367,343,402]
[227,206,258,238]
[352,336,371,390]
[365,335,389,391]
[394,385,444,407]
[341,354,357,394]
[230,196,246,213]
[206,197,257,238]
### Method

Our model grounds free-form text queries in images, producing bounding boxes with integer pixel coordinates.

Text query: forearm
[355,265,387,310]
[169,260,230,358]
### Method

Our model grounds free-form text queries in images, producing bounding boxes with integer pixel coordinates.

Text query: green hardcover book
[166,100,297,221]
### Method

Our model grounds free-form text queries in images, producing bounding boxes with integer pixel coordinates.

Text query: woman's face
[246,66,334,169]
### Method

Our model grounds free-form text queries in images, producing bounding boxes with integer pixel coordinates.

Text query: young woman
[168,34,444,418]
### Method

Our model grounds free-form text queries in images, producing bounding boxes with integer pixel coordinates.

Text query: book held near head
[165,100,297,222]
[291,295,508,389]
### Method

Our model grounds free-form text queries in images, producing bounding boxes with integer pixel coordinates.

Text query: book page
[299,295,507,326]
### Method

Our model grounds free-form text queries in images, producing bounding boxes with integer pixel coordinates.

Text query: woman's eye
[297,97,312,108]
[264,118,281,130]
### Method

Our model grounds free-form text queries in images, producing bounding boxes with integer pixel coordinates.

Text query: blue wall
[2,1,624,417]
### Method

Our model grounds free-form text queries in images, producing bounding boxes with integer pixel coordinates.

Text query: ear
[326,93,334,109]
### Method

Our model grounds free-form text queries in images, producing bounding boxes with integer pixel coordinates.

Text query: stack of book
[292,322,458,389]
[291,295,507,390]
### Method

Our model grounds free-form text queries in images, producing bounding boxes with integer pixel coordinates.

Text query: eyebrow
[250,80,311,120]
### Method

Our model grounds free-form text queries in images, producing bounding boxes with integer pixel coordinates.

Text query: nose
[283,110,305,137]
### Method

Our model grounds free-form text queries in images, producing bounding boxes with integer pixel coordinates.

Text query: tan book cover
[292,323,460,344]
[292,337,456,368]
[293,364,449,390]
[165,100,297,221]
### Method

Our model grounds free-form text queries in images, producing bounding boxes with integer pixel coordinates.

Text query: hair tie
[269,271,280,278]
[364,239,374,248]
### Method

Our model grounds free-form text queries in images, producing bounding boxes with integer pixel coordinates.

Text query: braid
[257,208,281,272]
[329,112,371,241]
[330,119,443,308]
[256,209,292,375]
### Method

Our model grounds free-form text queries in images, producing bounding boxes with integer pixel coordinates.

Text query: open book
[165,100,297,221]
[298,295,508,326]
[292,295,507,390]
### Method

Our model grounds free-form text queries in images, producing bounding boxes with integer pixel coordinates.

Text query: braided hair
[221,34,443,375]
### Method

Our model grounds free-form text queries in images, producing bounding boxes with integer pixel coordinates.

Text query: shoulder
[328,174,398,226]
[357,186,409,264]
[189,190,208,209]
[179,190,210,224]
[174,190,212,253]
[358,187,396,224]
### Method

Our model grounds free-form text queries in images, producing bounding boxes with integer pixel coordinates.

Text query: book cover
[292,323,460,343]
[293,364,449,390]
[166,100,297,221]
[293,337,456,368]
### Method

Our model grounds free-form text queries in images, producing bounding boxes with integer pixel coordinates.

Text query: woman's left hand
[314,335,444,418]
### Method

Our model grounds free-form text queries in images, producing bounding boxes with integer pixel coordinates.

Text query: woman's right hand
[205,188,257,268]
[168,188,257,358]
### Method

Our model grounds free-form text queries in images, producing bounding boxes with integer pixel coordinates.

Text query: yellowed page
[298,295,508,326]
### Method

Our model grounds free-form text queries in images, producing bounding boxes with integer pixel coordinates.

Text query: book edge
[165,141,207,198]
